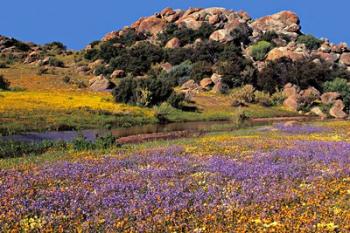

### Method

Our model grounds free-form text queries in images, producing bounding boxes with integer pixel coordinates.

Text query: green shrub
[271,90,287,106]
[259,31,278,43]
[257,57,336,93]
[71,134,117,151]
[159,60,192,86]
[3,38,31,52]
[108,42,164,76]
[190,61,212,82]
[254,91,272,106]
[167,92,186,109]
[0,140,62,158]
[323,78,350,110]
[215,59,256,88]
[153,102,175,123]
[0,75,10,90]
[158,23,214,46]
[250,41,274,61]
[62,75,71,83]
[297,34,322,50]
[113,76,174,107]
[165,47,193,65]
[0,62,8,68]
[44,41,67,51]
[231,85,255,106]
[48,57,65,67]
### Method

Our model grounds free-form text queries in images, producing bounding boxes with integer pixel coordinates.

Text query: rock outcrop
[250,11,300,39]
[329,100,347,119]
[321,92,341,105]
[89,75,115,91]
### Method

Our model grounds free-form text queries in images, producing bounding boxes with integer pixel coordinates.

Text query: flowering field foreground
[1,122,350,232]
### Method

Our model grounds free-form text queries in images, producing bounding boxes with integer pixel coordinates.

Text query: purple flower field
[1,129,350,232]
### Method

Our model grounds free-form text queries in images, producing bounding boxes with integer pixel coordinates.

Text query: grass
[0,63,298,135]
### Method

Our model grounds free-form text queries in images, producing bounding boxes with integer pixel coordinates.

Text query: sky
[0,0,349,50]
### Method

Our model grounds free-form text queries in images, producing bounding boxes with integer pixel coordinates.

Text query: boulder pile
[282,83,348,119]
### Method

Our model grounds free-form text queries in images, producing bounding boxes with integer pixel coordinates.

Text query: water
[0,117,318,143]
[0,121,237,143]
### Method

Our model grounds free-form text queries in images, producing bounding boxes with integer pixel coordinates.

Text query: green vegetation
[158,23,214,45]
[0,75,10,90]
[297,34,322,50]
[323,78,350,110]
[257,57,344,93]
[250,41,274,61]
[0,134,117,159]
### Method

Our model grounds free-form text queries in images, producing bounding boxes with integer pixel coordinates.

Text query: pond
[0,117,317,143]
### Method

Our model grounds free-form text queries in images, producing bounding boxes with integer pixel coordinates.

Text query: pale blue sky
[0,0,348,49]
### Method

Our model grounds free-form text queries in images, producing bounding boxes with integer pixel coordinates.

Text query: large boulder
[200,78,213,90]
[102,31,120,42]
[321,92,341,105]
[176,16,203,30]
[283,83,299,97]
[24,51,40,64]
[181,80,200,91]
[136,16,167,36]
[283,95,299,112]
[88,59,104,70]
[210,73,222,84]
[110,70,125,79]
[209,29,233,43]
[311,107,327,119]
[212,80,228,94]
[299,86,320,104]
[250,11,300,39]
[89,75,115,91]
[266,46,307,61]
[339,53,350,66]
[313,51,339,63]
[165,37,181,49]
[329,100,347,119]
[76,65,90,75]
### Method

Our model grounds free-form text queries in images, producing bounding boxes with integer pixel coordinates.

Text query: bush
[0,75,10,90]
[108,42,164,76]
[0,62,8,68]
[167,92,186,109]
[0,140,60,158]
[154,102,175,123]
[323,78,350,110]
[158,23,214,46]
[44,41,67,51]
[48,57,65,67]
[113,76,174,107]
[62,75,71,83]
[3,38,31,52]
[271,90,287,106]
[231,85,255,106]
[159,60,192,86]
[297,34,322,50]
[230,24,252,45]
[215,59,256,88]
[257,57,336,93]
[72,134,116,151]
[259,31,278,43]
[165,47,193,65]
[250,41,274,61]
[254,91,272,106]
[190,61,212,82]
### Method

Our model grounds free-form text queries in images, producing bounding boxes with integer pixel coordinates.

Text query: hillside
[1,7,350,135]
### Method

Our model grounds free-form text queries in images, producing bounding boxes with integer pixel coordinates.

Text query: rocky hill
[1,7,350,119]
